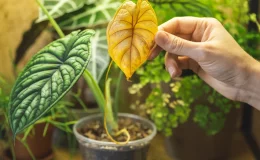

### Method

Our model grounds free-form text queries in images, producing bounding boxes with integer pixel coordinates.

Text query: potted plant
[7,0,159,160]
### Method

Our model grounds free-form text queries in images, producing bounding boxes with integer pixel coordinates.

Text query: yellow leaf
[107,0,158,80]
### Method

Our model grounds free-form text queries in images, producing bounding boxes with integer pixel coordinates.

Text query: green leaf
[8,29,95,135]
[57,1,121,30]
[36,0,95,23]
[86,29,110,82]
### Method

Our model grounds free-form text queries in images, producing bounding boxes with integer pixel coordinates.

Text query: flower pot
[73,113,157,160]
[4,122,54,160]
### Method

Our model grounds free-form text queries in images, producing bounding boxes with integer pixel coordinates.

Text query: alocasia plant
[58,0,121,30]
[87,29,110,82]
[36,0,120,83]
[107,0,158,80]
[8,29,95,135]
[36,0,95,22]
[9,0,159,144]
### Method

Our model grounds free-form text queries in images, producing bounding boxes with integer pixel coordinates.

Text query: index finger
[149,17,206,60]
[160,17,203,38]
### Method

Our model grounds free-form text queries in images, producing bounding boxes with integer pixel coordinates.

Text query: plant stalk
[35,0,65,38]
[105,78,118,131]
[16,137,36,160]
[83,70,105,114]
[114,71,123,121]
[84,69,117,131]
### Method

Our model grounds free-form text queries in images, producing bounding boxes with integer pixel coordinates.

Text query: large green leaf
[87,29,109,82]
[8,29,95,135]
[57,0,121,30]
[36,0,95,23]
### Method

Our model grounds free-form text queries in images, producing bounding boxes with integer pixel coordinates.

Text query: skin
[149,17,260,110]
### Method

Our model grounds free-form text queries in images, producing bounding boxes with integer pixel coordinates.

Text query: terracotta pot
[165,108,242,160]
[4,123,54,160]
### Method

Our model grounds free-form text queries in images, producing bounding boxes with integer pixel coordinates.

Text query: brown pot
[4,123,54,160]
[165,108,242,160]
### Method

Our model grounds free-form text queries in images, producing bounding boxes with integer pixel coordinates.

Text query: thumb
[155,31,203,61]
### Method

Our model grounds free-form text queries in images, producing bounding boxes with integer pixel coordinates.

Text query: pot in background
[73,113,157,160]
[4,123,54,160]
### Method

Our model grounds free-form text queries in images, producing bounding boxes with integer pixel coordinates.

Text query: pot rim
[73,113,157,147]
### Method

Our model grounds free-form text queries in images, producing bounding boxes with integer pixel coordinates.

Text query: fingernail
[148,45,156,60]
[167,66,175,78]
[148,52,155,60]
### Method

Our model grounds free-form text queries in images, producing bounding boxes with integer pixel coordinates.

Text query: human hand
[149,17,260,108]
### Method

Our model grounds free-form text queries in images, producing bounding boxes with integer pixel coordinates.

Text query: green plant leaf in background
[8,29,95,135]
[150,0,213,24]
[36,0,95,23]
[57,0,121,30]
[87,29,110,82]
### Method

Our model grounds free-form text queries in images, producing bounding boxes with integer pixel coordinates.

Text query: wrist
[241,59,260,109]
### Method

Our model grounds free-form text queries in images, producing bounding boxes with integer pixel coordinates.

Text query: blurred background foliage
[129,0,260,136]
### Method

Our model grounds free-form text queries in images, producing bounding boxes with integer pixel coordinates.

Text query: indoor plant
[7,0,159,160]
[74,0,160,158]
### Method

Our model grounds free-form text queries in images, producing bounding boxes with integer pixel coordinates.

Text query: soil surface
[78,117,153,142]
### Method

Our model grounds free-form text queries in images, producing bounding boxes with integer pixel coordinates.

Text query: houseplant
[69,0,159,158]
[8,0,159,160]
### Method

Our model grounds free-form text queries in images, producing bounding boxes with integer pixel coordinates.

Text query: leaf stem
[83,70,105,114]
[105,78,117,131]
[17,137,36,160]
[114,70,123,121]
[35,0,65,38]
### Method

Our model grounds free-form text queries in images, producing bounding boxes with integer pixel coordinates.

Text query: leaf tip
[126,77,132,82]
[12,132,17,143]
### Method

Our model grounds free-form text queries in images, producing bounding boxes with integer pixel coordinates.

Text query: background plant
[129,0,260,136]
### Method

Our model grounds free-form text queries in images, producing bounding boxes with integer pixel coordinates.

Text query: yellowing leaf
[107,0,158,79]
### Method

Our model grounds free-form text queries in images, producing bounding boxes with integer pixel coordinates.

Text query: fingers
[159,17,208,41]
[149,17,203,60]
[165,55,201,79]
[155,31,203,61]
[165,53,182,78]
[177,56,201,74]
[149,44,162,60]
[149,33,192,60]
[149,17,219,60]
[159,17,199,33]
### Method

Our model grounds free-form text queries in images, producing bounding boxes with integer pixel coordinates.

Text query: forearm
[241,59,260,109]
